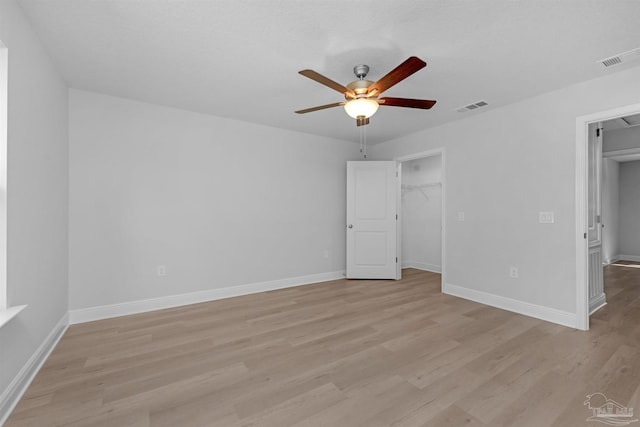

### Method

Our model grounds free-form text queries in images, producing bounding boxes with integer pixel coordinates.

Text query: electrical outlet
[458,211,465,221]
[510,266,519,278]
[323,249,330,259]
[157,265,166,276]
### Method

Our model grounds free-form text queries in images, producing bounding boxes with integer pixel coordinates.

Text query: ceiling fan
[295,56,436,126]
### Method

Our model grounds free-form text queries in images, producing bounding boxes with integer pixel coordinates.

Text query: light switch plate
[539,211,554,224]
[510,266,519,278]
[458,212,465,221]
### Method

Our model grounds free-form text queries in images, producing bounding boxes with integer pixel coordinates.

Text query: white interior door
[587,122,606,313]
[346,161,400,279]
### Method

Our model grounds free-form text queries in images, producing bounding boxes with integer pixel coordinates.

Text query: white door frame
[395,148,446,290]
[575,102,640,330]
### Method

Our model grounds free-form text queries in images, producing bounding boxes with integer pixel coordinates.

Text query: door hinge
[596,215,601,223]
[596,128,601,137]
[396,257,398,263]
[396,214,398,220]
[584,232,587,239]
[396,171,399,177]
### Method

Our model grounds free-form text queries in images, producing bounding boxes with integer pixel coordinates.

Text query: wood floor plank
[456,351,553,423]
[229,382,346,427]
[424,404,486,427]
[6,266,640,426]
[486,370,581,427]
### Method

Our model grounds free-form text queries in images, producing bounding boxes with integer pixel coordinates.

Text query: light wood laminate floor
[6,267,640,426]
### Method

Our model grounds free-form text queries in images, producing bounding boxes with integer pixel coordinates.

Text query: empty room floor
[5,267,640,427]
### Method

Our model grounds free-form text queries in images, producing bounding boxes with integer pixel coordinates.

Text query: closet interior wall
[401,155,442,273]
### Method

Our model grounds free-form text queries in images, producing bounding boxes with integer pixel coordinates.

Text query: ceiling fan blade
[367,57,427,97]
[378,97,436,109]
[299,69,355,98]
[295,102,344,114]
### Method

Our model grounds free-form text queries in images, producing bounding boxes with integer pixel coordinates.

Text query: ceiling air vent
[597,47,640,68]
[622,113,640,127]
[456,100,488,113]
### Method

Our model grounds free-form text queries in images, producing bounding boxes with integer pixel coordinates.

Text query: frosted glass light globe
[344,98,379,119]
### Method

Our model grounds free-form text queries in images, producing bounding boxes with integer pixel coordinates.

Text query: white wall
[619,160,640,260]
[603,126,640,152]
[0,0,69,419]
[69,89,358,311]
[601,158,619,264]
[401,155,442,272]
[371,64,640,321]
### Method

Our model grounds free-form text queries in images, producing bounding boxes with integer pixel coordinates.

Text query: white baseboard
[589,293,607,315]
[0,312,69,426]
[604,255,620,265]
[443,283,576,328]
[69,270,345,324]
[618,254,640,262]
[401,261,441,274]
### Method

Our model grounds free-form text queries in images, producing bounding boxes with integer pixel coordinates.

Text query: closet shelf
[401,182,441,201]
[401,182,441,189]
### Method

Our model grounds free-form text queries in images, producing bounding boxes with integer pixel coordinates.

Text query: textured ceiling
[16,0,640,144]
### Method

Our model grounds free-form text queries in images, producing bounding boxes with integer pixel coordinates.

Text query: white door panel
[587,123,605,314]
[354,232,388,265]
[588,123,602,245]
[355,168,388,219]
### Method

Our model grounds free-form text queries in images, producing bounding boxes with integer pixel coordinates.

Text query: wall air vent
[456,100,488,113]
[597,47,640,68]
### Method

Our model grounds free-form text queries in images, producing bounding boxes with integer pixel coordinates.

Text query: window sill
[0,305,26,329]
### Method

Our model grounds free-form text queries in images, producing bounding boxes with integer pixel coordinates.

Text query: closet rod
[401,182,441,189]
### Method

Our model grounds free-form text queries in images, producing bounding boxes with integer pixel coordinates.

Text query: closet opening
[397,149,445,290]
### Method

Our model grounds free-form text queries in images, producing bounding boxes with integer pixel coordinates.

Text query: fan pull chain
[363,125,367,159]
[360,125,367,159]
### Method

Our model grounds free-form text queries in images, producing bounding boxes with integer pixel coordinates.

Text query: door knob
[348,224,353,228]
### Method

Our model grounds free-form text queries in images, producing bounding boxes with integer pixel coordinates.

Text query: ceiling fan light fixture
[296,57,434,125]
[344,98,379,119]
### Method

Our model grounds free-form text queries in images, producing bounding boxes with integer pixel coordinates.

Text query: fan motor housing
[347,79,374,97]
